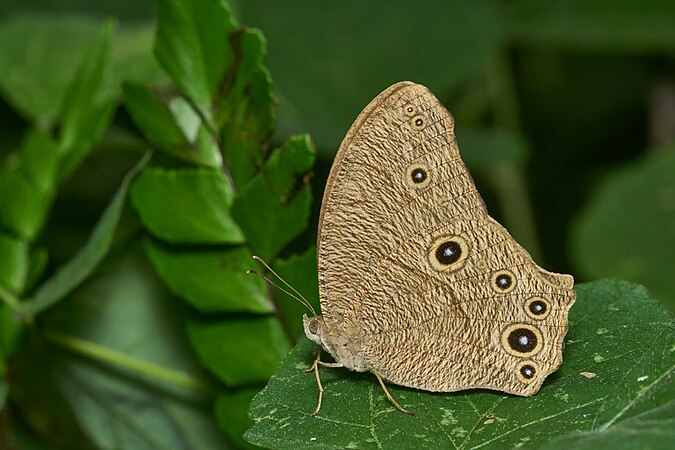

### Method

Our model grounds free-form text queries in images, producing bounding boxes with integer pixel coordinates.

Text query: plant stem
[44,329,217,396]
[0,284,21,312]
[486,53,543,261]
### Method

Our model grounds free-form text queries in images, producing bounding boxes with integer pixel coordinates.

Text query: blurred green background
[0,0,673,448]
[1,0,674,302]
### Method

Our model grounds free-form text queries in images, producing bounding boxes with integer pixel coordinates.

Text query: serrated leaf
[231,134,315,260]
[131,167,244,244]
[572,147,675,311]
[145,240,271,314]
[505,0,675,54]
[58,20,117,181]
[245,280,675,449]
[215,388,260,450]
[44,248,228,450]
[0,232,29,294]
[19,153,150,317]
[218,28,275,186]
[187,317,291,388]
[154,0,237,126]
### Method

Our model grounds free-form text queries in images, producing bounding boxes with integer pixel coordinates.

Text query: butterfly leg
[372,369,414,415]
[304,351,342,415]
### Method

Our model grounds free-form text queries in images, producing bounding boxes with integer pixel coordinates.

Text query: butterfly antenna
[248,256,317,316]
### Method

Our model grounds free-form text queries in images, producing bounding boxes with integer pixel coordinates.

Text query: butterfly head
[303,314,323,346]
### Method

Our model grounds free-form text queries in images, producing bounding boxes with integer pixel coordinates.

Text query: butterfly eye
[411,115,426,130]
[516,361,539,383]
[428,236,469,272]
[491,269,516,293]
[525,297,551,320]
[405,163,431,189]
[403,103,417,116]
[501,324,543,357]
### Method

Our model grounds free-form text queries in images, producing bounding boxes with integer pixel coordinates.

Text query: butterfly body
[307,82,575,399]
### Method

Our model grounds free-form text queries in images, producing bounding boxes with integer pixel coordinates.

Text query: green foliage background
[0,0,673,449]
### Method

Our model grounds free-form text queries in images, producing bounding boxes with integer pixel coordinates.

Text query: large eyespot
[428,236,469,272]
[525,297,551,320]
[491,269,516,293]
[516,360,539,383]
[405,163,431,189]
[501,324,543,357]
[411,115,427,130]
[403,103,417,116]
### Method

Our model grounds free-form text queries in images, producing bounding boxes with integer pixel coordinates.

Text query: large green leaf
[245,280,674,449]
[144,240,271,314]
[131,167,244,244]
[43,247,228,450]
[215,388,261,450]
[187,317,291,388]
[572,148,675,310]
[19,153,149,317]
[231,134,315,260]
[154,0,237,126]
[235,0,501,148]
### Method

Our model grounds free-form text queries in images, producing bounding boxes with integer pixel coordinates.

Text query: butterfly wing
[317,82,575,395]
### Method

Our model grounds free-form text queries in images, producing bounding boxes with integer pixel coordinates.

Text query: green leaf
[235,0,500,148]
[0,130,60,241]
[122,82,222,167]
[187,316,291,388]
[231,134,315,260]
[0,14,101,126]
[131,167,244,244]
[19,153,150,317]
[58,20,117,181]
[572,148,675,311]
[215,388,260,450]
[154,0,237,126]
[0,169,50,240]
[17,130,60,196]
[43,247,227,449]
[541,400,675,449]
[218,28,275,186]
[0,232,29,294]
[0,376,6,410]
[245,280,675,449]
[505,0,675,54]
[145,240,271,314]
[274,246,320,338]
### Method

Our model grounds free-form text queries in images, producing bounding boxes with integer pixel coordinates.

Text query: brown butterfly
[259,81,575,415]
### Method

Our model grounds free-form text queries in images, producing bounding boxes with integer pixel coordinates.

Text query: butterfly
[259,82,576,415]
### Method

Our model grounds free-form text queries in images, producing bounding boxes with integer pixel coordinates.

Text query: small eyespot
[404,163,431,189]
[501,324,543,357]
[403,103,417,116]
[411,115,426,130]
[428,236,469,272]
[491,269,516,293]
[308,319,318,334]
[516,361,539,383]
[525,297,551,320]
